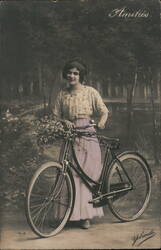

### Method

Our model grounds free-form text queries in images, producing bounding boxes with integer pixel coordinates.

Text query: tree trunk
[149,68,159,164]
[38,61,42,95]
[48,70,61,112]
[126,68,138,142]
[159,71,161,161]
[0,77,11,99]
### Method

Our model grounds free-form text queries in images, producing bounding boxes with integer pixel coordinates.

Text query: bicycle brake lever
[89,119,98,129]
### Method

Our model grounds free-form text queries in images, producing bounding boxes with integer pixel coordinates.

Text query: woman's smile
[67,68,80,85]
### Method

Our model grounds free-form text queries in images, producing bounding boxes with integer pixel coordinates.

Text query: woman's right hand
[97,121,106,129]
[63,120,75,129]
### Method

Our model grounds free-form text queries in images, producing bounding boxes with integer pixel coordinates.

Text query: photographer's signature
[132,229,156,247]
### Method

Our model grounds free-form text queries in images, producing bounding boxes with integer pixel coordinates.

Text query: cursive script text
[108,7,149,18]
[132,229,156,247]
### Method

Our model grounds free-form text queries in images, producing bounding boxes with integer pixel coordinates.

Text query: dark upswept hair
[62,60,87,83]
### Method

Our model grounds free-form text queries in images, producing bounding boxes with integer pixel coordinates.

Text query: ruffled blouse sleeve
[53,91,63,119]
[91,87,109,116]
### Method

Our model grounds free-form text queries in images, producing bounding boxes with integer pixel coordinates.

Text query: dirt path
[0,196,160,249]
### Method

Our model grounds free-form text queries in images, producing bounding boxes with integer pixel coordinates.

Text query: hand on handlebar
[90,119,105,129]
[97,121,106,129]
[63,120,75,129]
[62,119,105,130]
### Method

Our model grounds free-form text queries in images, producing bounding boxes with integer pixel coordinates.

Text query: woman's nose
[68,73,75,78]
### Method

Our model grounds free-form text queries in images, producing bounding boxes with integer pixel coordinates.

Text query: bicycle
[26,123,152,238]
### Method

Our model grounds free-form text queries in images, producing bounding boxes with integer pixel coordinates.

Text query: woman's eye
[67,72,79,75]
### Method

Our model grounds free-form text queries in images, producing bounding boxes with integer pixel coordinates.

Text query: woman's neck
[69,83,83,91]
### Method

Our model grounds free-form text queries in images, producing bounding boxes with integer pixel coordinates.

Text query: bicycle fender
[37,161,63,169]
[42,161,76,192]
[116,151,152,178]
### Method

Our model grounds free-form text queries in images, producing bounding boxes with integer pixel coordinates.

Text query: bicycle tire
[26,161,75,237]
[107,152,151,222]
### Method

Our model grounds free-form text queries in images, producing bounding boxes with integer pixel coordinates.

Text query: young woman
[53,60,109,229]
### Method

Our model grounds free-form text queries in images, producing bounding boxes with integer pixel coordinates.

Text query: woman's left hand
[97,121,106,129]
[63,120,75,129]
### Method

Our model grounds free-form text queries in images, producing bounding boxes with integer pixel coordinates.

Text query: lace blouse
[53,85,108,121]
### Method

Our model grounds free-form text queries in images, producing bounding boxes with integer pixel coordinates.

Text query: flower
[35,117,67,145]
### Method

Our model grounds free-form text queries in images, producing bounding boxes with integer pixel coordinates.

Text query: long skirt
[69,118,104,221]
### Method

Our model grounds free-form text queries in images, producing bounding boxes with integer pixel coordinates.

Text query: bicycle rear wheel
[26,161,75,237]
[107,152,151,221]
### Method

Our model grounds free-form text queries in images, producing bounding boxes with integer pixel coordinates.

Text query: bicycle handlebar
[71,125,120,144]
[53,118,120,145]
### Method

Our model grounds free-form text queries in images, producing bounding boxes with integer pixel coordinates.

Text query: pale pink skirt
[69,118,104,221]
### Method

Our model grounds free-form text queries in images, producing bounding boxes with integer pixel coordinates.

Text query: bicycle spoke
[37,202,53,231]
[54,198,69,207]
[30,204,45,213]
[31,199,50,222]
[30,201,46,209]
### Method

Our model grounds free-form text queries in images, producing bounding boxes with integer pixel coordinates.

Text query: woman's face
[66,67,80,86]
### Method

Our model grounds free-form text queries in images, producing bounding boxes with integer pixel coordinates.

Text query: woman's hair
[62,60,87,83]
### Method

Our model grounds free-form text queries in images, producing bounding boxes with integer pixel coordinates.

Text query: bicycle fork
[47,161,69,202]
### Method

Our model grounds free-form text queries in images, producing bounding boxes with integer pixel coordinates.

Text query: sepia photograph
[0,0,160,249]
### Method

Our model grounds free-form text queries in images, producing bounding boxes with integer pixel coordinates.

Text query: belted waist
[69,116,91,122]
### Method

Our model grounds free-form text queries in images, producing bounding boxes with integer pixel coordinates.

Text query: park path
[0,196,160,249]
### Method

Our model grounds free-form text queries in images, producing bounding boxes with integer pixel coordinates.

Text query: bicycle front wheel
[107,152,151,222]
[26,161,75,237]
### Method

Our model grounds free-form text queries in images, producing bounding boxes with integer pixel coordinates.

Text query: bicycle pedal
[88,200,96,204]
[94,199,108,207]
[88,199,100,204]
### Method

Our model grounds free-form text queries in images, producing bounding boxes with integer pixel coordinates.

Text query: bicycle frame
[60,139,99,192]
[59,134,133,204]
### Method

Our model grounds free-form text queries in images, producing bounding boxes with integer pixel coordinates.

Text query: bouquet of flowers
[35,116,66,146]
